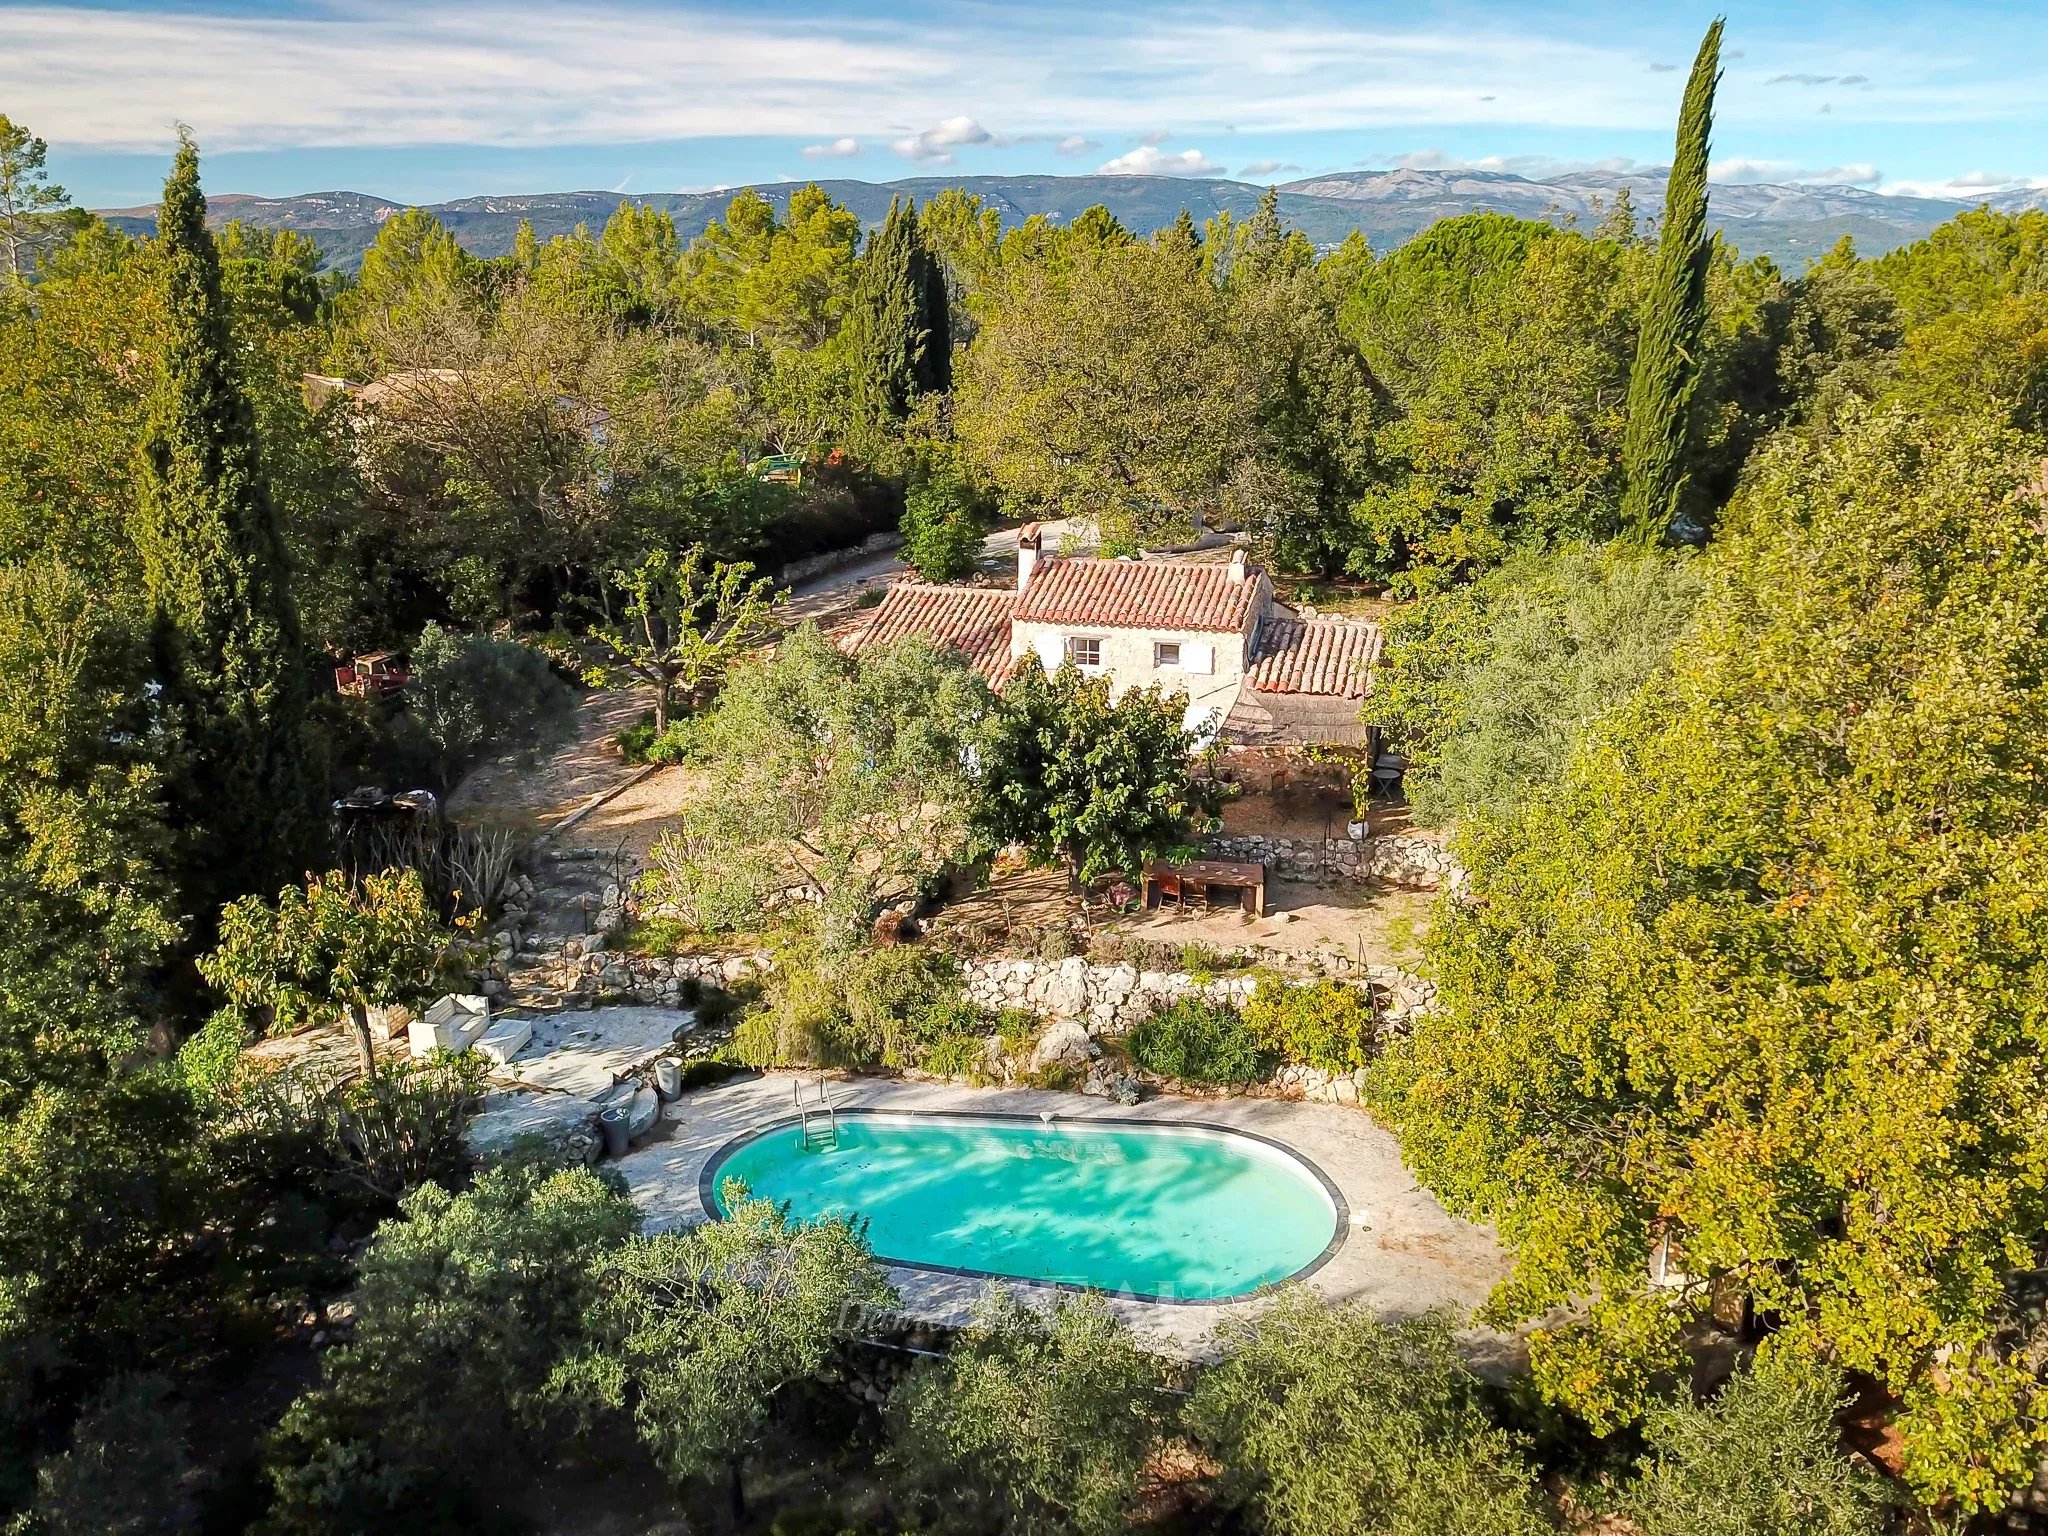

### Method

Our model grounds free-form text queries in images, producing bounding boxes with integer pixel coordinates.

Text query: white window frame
[1153,641,1182,668]
[1065,635,1103,668]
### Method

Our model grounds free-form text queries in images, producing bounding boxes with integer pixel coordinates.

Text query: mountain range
[96,169,2048,275]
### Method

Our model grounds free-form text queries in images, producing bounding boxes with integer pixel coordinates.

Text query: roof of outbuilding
[846,582,1019,685]
[1013,557,1264,634]
[1243,617,1381,698]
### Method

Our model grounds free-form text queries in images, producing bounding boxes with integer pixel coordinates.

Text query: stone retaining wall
[960,954,1435,1036]
[775,530,903,586]
[959,955,1434,1106]
[483,930,770,1008]
[1204,830,1459,889]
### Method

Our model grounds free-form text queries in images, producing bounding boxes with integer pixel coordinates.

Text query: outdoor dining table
[1141,857,1267,917]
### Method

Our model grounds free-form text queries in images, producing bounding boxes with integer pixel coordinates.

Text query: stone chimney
[1226,547,1249,584]
[1017,522,1043,592]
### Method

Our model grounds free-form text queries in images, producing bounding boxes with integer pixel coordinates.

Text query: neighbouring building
[846,525,1381,748]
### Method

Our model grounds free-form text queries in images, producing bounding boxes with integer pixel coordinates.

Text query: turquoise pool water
[703,1111,1342,1301]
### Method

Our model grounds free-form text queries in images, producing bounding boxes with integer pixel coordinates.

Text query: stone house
[847,524,1380,747]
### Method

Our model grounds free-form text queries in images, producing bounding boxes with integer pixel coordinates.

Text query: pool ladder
[795,1074,839,1150]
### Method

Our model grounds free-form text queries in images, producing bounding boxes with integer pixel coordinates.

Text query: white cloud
[1236,159,1301,178]
[1097,144,1224,176]
[1884,170,2048,199]
[802,136,861,159]
[890,115,997,164]
[1387,148,1652,179]
[1711,156,1881,187]
[1056,134,1100,156]
[0,0,2041,167]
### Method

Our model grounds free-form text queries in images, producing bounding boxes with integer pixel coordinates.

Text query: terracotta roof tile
[1014,557,1263,633]
[1244,617,1381,698]
[845,582,1019,685]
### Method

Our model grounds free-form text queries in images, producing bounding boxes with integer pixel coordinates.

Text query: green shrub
[31,1373,191,1536]
[1126,996,1272,1086]
[1622,1353,1893,1536]
[673,1058,750,1094]
[614,712,657,762]
[619,915,697,957]
[993,1007,1037,1050]
[900,464,989,582]
[1243,976,1376,1075]
[407,621,581,788]
[922,1030,994,1082]
[736,939,979,1070]
[620,714,694,765]
[1187,1293,1550,1536]
[1178,941,1248,977]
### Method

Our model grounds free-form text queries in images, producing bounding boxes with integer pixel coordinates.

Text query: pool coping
[695,1106,1351,1307]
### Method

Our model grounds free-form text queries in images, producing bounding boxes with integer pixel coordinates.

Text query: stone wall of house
[1203,829,1459,889]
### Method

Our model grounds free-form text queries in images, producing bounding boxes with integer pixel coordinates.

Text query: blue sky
[5,0,2046,208]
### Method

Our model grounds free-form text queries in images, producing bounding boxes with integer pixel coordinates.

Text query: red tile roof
[846,582,1019,684]
[1244,617,1381,698]
[1014,557,1263,634]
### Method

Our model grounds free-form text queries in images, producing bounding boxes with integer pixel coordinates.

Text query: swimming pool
[700,1109,1345,1302]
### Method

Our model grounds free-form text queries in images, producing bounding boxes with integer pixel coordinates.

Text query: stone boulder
[1030,1017,1096,1072]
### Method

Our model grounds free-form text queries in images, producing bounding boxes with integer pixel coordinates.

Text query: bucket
[598,1107,629,1159]
[653,1058,682,1100]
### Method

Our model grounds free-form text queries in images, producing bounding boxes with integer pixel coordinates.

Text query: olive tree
[1186,1293,1548,1536]
[1365,541,1705,826]
[551,1187,893,1522]
[406,621,579,786]
[641,625,995,940]
[262,1163,637,1534]
[1623,1352,1892,1536]
[889,1289,1167,1536]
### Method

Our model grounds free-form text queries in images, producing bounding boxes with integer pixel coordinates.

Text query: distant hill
[96,169,2005,276]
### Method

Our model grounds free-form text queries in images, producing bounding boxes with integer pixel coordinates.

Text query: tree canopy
[1371,407,2048,1508]
[973,656,1215,884]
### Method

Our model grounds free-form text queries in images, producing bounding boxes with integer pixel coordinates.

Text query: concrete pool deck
[613,1072,1520,1361]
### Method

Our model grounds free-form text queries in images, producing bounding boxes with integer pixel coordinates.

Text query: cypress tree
[851,196,950,422]
[1620,17,1723,540]
[133,131,320,921]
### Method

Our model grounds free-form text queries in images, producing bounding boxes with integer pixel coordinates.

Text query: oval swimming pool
[701,1110,1344,1302]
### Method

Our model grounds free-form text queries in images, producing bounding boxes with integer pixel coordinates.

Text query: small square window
[1065,636,1102,667]
[1154,642,1182,668]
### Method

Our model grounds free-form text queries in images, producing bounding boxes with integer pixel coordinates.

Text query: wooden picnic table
[1141,857,1267,917]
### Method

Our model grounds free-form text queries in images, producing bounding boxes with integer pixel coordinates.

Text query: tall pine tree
[133,131,320,924]
[850,196,951,422]
[1620,17,1723,540]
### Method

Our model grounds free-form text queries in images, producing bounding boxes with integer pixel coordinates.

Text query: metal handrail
[794,1072,838,1148]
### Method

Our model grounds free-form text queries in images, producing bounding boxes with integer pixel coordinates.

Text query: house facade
[848,525,1380,748]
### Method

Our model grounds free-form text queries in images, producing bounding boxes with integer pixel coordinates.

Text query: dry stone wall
[960,955,1435,1036]
[1203,830,1459,889]
[959,955,1435,1106]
